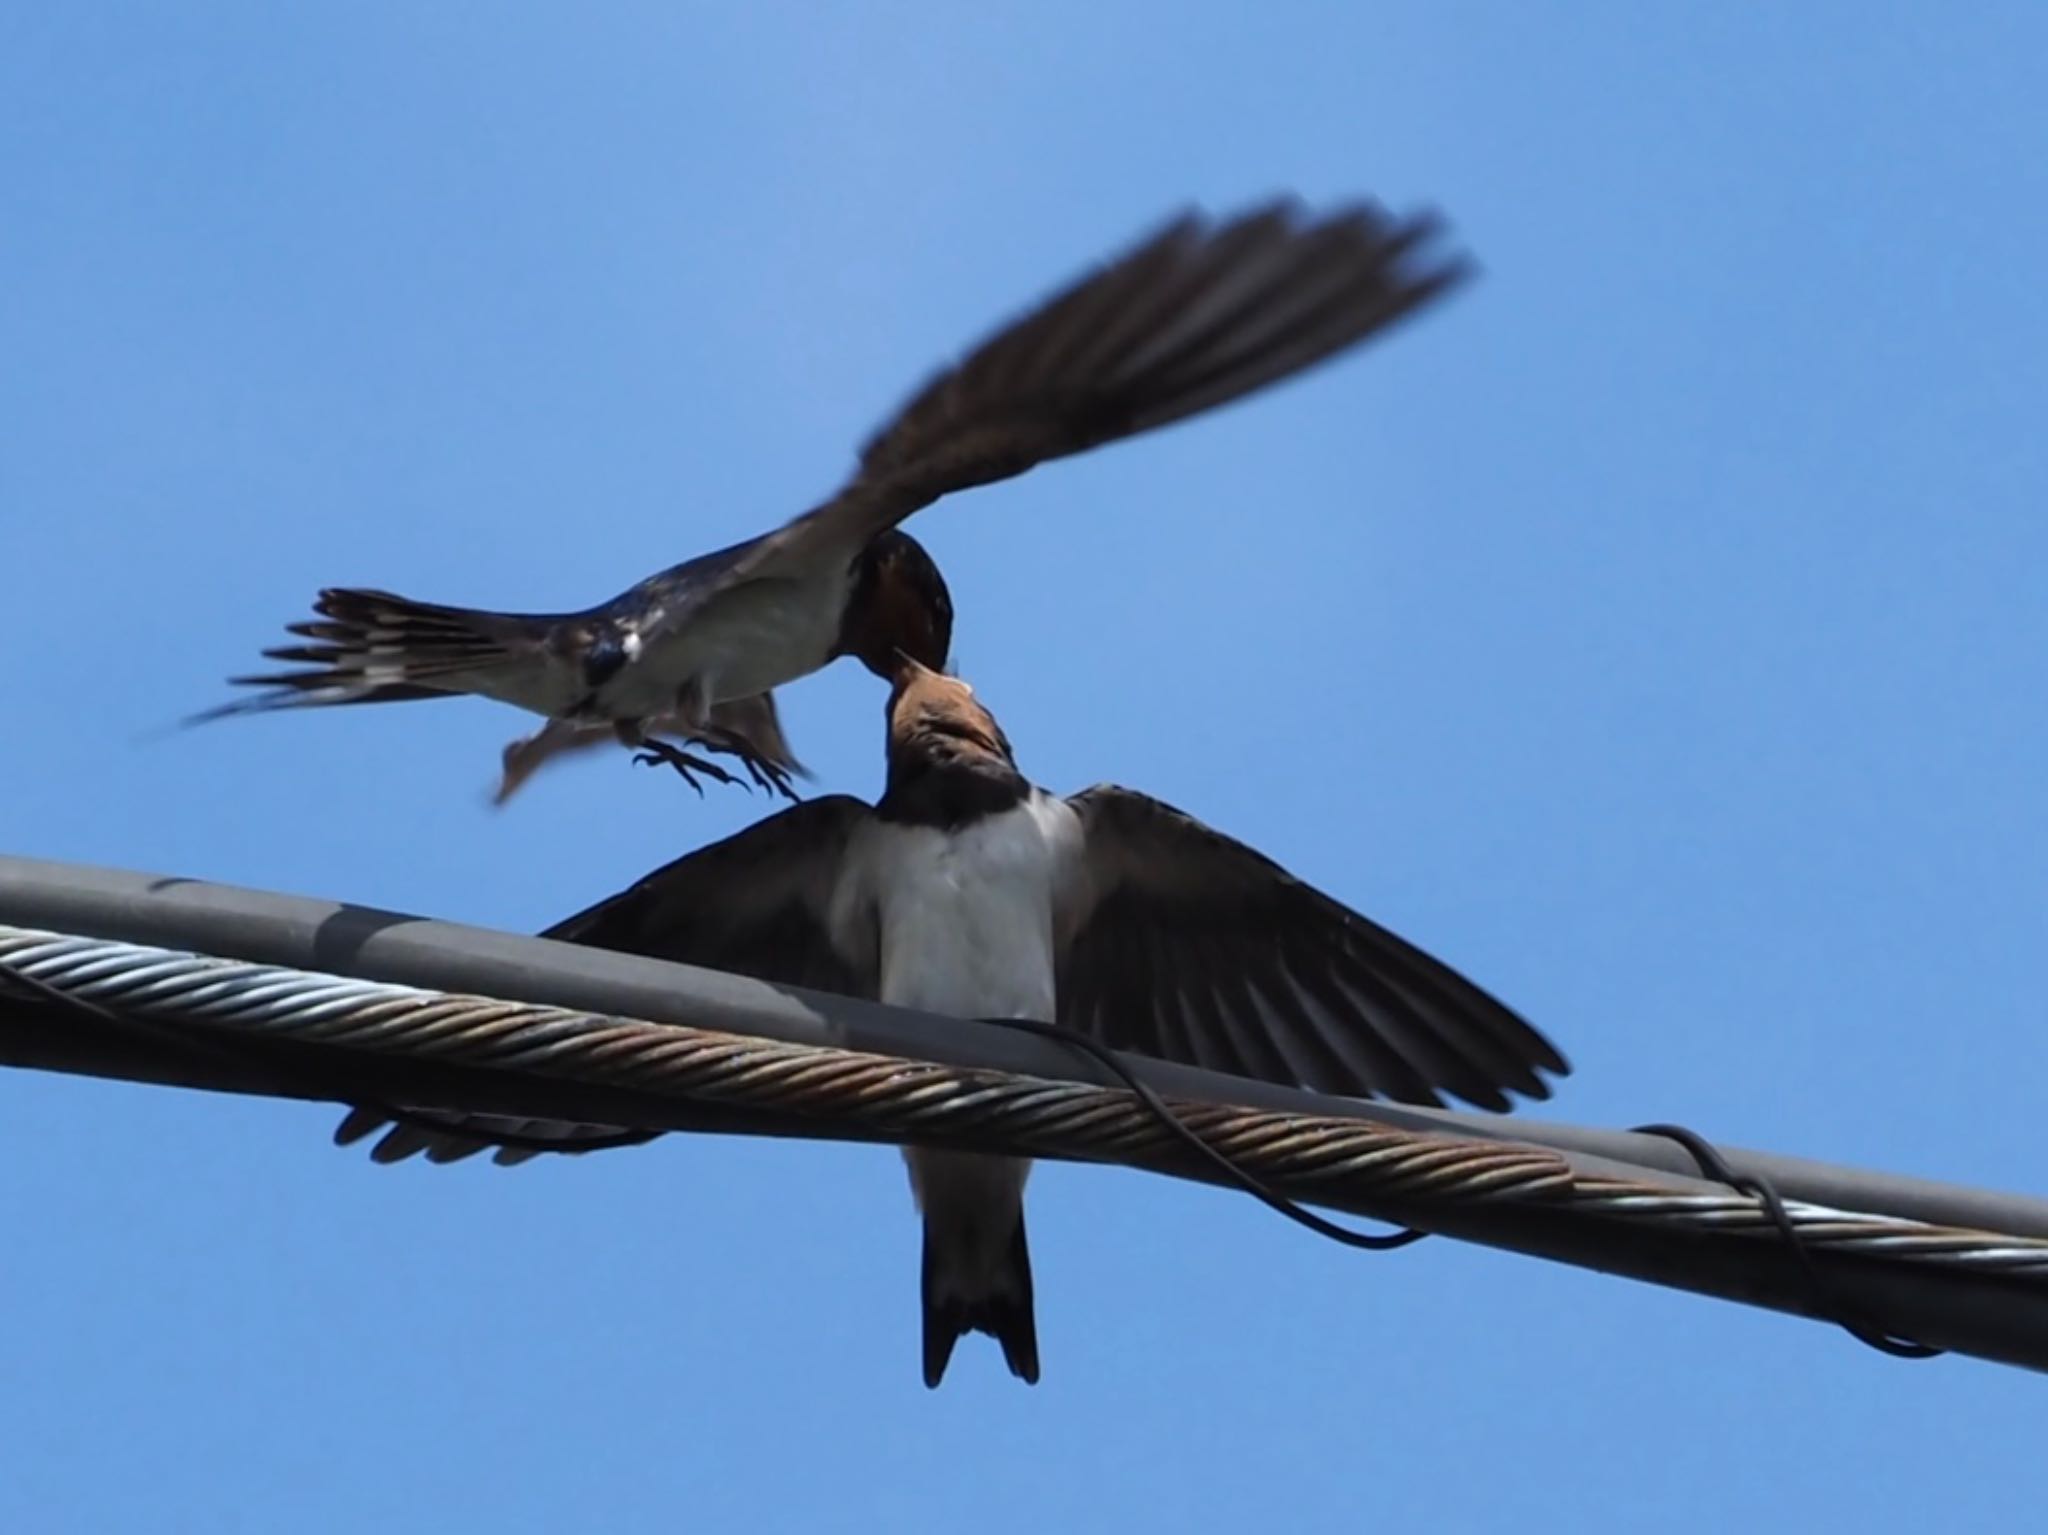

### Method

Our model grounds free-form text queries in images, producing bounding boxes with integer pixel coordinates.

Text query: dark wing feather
[543,794,872,992]
[1057,787,1566,1111]
[333,795,877,1163]
[331,1105,633,1167]
[738,197,1470,579]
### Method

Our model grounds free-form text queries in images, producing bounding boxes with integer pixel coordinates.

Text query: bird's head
[885,656,1016,774]
[839,530,955,681]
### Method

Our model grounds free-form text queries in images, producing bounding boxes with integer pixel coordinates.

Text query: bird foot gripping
[627,733,801,802]
[628,738,745,797]
[703,732,803,803]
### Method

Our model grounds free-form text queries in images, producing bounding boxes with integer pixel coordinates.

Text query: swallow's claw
[696,728,802,803]
[631,748,702,795]
[630,740,741,796]
[740,754,802,803]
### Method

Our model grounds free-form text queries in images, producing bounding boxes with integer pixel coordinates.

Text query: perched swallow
[489,691,807,807]
[197,196,1470,793]
[338,660,1568,1388]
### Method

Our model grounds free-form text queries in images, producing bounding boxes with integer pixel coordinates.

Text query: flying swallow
[338,660,1568,1388]
[197,196,1470,792]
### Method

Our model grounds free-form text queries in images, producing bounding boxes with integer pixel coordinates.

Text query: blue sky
[4,4,2045,1528]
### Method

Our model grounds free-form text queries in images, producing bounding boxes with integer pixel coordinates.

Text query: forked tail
[186,587,542,723]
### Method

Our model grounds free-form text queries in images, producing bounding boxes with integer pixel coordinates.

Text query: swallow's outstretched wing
[1054,786,1567,1111]
[544,793,874,988]
[724,197,1470,588]
[332,795,876,1163]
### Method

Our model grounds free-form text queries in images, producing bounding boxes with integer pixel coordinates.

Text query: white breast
[855,795,1079,1023]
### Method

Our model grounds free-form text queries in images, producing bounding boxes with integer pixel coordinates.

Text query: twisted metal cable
[8,921,2048,1290]
[1562,1179,2048,1274]
[0,923,1567,1210]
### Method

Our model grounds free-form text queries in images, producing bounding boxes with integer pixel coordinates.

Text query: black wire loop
[977,1015,1426,1252]
[1632,1121,1943,1361]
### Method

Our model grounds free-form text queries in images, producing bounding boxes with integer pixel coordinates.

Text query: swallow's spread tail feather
[189,588,537,723]
[921,1206,1039,1389]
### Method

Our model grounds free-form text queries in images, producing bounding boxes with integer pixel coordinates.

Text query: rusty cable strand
[9,922,2048,1283]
